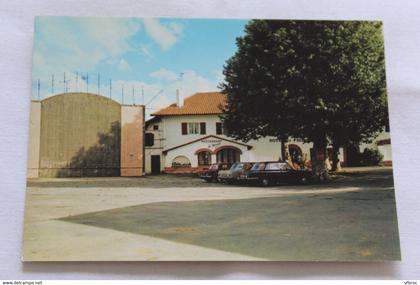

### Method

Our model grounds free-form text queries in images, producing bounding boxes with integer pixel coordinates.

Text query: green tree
[221,20,388,171]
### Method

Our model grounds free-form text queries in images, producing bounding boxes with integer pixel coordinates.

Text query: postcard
[23,17,400,261]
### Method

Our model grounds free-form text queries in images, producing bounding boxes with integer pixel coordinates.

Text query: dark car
[246,161,312,186]
[217,162,254,183]
[198,162,232,182]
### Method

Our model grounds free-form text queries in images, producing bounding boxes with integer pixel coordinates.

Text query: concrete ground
[22,167,400,261]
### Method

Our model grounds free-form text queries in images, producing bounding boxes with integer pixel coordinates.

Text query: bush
[360,148,383,166]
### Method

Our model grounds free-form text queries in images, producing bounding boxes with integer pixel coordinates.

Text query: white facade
[145,112,392,174]
[144,114,331,173]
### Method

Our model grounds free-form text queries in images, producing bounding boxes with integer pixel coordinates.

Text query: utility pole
[132,85,135,105]
[60,72,70,93]
[97,74,100,95]
[37,79,40,100]
[109,79,112,99]
[122,85,124,104]
[51,75,54,94]
[75,72,78,92]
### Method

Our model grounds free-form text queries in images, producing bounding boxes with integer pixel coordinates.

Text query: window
[266,162,288,170]
[172,156,191,168]
[251,162,266,171]
[209,164,218,170]
[200,122,206,135]
[145,133,154,147]
[182,123,187,135]
[231,163,241,169]
[181,122,206,135]
[188,122,199,134]
[197,151,212,165]
[153,125,159,130]
[216,122,228,135]
[216,122,222,135]
[216,148,240,163]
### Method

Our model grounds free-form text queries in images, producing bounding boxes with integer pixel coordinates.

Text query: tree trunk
[331,140,341,172]
[280,139,287,161]
[312,136,329,181]
[313,136,327,161]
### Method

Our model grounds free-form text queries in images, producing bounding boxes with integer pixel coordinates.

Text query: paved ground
[22,167,400,261]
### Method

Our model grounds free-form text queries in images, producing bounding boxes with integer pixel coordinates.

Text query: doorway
[151,155,161,175]
[216,147,241,163]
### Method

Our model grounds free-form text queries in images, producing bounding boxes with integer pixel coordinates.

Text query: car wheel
[318,172,326,183]
[261,178,270,187]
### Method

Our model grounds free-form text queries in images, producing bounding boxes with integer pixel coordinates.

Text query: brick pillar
[120,105,144,176]
[27,101,41,178]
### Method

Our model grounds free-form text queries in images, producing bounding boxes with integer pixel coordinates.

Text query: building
[145,92,313,174]
[145,91,392,174]
[27,92,145,178]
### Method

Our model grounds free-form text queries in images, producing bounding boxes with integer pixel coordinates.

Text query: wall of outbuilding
[27,93,144,178]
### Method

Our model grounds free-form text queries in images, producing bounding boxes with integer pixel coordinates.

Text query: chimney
[176,88,184,107]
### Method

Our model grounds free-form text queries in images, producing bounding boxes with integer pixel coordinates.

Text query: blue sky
[32,17,248,116]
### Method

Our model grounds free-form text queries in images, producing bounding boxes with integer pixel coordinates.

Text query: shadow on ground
[59,169,400,261]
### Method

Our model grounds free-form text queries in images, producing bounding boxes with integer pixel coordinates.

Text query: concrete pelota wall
[120,105,145,176]
[36,93,123,177]
[28,93,146,177]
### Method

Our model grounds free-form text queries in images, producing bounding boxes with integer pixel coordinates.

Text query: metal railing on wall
[32,72,148,106]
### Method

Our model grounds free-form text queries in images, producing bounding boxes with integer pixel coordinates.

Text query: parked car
[245,161,313,186]
[217,162,254,183]
[198,162,232,182]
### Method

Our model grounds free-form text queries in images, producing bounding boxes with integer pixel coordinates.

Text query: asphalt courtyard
[22,167,400,261]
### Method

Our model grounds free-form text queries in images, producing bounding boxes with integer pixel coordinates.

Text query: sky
[32,17,248,117]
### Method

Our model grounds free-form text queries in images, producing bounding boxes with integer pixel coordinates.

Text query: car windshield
[231,163,243,170]
[251,162,266,171]
[229,163,238,170]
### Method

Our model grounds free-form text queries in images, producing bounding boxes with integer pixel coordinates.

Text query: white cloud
[117,59,130,71]
[142,19,183,50]
[32,17,141,79]
[150,68,178,81]
[80,17,140,56]
[174,70,221,97]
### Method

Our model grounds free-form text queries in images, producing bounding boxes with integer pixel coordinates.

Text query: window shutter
[200,122,206,135]
[145,133,154,147]
[181,122,187,135]
[216,122,222,135]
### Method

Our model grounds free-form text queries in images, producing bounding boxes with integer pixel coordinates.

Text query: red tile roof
[152,91,226,116]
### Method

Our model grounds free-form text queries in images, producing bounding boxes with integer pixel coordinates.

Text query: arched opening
[288,144,303,164]
[216,146,241,163]
[197,151,212,166]
[171,155,191,168]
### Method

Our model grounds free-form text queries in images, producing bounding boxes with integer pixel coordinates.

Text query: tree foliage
[221,20,388,163]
